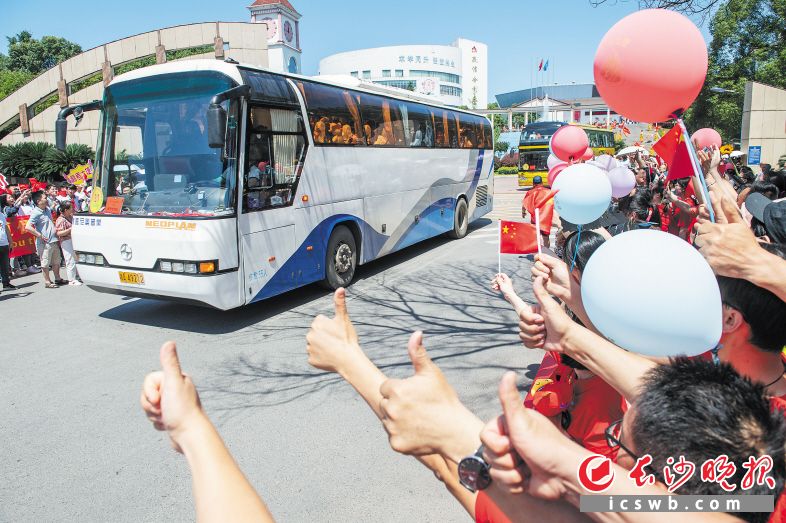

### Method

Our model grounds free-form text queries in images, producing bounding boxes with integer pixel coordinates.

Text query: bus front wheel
[322,225,357,289]
[448,198,469,239]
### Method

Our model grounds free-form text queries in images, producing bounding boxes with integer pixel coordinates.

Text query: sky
[0,0,711,104]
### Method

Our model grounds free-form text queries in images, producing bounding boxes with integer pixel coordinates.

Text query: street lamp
[710,86,736,94]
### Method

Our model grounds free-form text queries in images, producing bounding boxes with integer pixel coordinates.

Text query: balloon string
[570,224,582,273]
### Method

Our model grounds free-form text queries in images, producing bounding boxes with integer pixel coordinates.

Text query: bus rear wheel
[448,198,469,239]
[322,225,357,289]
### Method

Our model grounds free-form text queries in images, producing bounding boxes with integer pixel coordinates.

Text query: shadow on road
[97,219,493,335]
[200,249,535,416]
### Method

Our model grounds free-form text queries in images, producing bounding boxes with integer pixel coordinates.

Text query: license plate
[118,271,145,285]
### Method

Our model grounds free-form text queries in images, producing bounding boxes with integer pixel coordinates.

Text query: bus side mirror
[55,117,68,151]
[207,104,227,149]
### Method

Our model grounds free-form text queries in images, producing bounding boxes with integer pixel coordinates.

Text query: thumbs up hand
[379,332,484,461]
[306,288,363,374]
[480,372,578,501]
[140,342,205,453]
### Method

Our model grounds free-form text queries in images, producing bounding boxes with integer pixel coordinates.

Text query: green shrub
[495,166,520,175]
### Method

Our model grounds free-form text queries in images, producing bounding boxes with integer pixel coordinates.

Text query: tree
[684,0,785,142]
[494,140,510,155]
[0,141,55,180]
[42,144,94,181]
[589,0,725,21]
[0,69,34,99]
[6,31,81,75]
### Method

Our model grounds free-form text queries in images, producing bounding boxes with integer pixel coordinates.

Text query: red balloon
[594,9,708,123]
[581,147,594,161]
[548,163,568,186]
[691,128,722,150]
[551,126,589,162]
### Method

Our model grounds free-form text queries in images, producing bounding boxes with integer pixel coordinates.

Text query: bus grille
[475,185,488,207]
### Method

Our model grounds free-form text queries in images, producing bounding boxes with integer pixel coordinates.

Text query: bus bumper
[77,264,242,310]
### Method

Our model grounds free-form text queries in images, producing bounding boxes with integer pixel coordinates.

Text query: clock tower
[248,0,302,74]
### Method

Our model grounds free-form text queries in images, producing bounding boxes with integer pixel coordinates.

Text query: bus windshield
[94,71,238,217]
[519,122,565,144]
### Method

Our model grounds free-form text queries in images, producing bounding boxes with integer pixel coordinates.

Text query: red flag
[538,59,543,71]
[652,125,694,181]
[0,173,7,189]
[500,220,538,255]
[9,216,36,257]
[523,187,557,234]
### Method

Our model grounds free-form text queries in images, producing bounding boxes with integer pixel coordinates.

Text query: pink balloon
[581,147,594,161]
[548,163,568,186]
[551,126,589,162]
[547,154,562,170]
[691,128,722,150]
[607,166,636,198]
[594,9,708,123]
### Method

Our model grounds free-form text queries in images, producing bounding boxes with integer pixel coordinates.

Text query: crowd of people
[0,181,87,292]
[137,141,786,523]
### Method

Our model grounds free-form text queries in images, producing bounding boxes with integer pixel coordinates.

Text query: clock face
[261,18,278,41]
[283,20,293,43]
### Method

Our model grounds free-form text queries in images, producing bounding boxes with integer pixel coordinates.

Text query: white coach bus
[56,59,493,309]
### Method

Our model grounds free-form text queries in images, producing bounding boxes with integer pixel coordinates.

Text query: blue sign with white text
[748,146,761,165]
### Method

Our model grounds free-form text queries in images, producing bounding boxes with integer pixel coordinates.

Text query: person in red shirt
[662,178,699,241]
[522,176,555,248]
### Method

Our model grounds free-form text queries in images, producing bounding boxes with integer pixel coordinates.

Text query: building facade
[248,0,302,74]
[318,39,488,109]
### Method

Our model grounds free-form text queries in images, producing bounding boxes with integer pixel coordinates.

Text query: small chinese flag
[500,220,538,255]
[652,125,695,181]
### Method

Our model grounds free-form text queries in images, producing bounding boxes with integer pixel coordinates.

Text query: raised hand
[695,192,762,279]
[485,372,575,501]
[140,342,205,453]
[306,288,362,374]
[491,273,515,296]
[531,253,574,304]
[379,331,483,461]
[528,277,577,354]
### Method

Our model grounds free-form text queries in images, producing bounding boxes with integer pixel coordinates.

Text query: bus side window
[296,81,362,145]
[404,103,433,148]
[243,105,307,213]
[446,111,458,148]
[429,109,447,148]
[358,94,405,147]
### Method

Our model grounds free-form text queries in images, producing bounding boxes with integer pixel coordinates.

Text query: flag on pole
[0,173,7,190]
[499,220,539,255]
[523,188,558,234]
[543,59,549,72]
[652,125,694,181]
[538,59,544,71]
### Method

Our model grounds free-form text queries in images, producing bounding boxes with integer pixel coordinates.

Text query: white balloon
[581,230,722,357]
[595,154,619,172]
[552,164,612,225]
[607,166,636,198]
[547,154,562,170]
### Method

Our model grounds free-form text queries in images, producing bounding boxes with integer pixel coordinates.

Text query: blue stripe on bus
[250,214,388,303]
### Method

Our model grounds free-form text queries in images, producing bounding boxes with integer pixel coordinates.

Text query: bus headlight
[86,254,96,264]
[77,253,86,263]
[158,259,218,275]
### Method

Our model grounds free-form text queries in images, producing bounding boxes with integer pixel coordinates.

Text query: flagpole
[677,118,716,222]
[535,208,542,255]
[498,219,502,275]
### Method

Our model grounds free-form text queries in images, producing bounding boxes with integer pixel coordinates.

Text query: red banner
[9,216,36,257]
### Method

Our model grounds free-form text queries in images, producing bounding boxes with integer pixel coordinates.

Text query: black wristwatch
[458,445,492,492]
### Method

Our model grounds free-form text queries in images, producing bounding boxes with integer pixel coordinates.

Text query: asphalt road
[0,210,544,522]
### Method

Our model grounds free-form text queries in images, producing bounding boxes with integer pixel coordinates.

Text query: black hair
[0,194,9,209]
[716,243,786,353]
[31,190,46,204]
[561,230,606,274]
[751,216,768,238]
[627,189,653,222]
[67,184,77,191]
[750,180,778,200]
[58,200,72,214]
[768,171,786,198]
[631,358,786,523]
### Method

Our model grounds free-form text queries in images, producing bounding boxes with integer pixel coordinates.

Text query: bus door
[238,103,309,303]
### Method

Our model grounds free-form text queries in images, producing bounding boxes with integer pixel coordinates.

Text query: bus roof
[109,59,488,120]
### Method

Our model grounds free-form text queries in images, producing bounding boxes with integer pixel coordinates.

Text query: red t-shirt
[522,186,555,235]
[567,375,623,459]
[475,491,512,523]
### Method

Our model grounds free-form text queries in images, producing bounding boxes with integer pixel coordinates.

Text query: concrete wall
[741,81,786,166]
[1,22,268,146]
